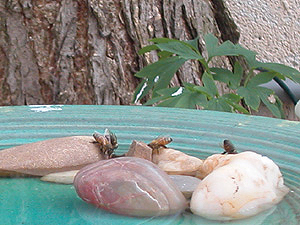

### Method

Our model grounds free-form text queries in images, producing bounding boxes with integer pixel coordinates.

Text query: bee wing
[104,128,110,137]
[104,128,118,149]
[109,132,118,148]
[156,134,171,139]
[149,135,172,147]
[152,134,172,142]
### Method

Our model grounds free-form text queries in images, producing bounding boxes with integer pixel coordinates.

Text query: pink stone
[74,157,187,217]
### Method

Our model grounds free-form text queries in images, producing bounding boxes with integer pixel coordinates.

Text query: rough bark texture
[0,0,237,106]
[0,0,296,120]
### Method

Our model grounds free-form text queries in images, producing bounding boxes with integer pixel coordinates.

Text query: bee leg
[106,149,114,158]
[152,147,161,156]
[110,153,125,158]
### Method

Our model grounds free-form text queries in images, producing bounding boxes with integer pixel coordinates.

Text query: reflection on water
[73,198,277,225]
[181,207,276,225]
[0,178,298,225]
[73,197,182,225]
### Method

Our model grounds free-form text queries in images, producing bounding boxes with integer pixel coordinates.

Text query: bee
[93,131,110,147]
[221,140,237,154]
[104,128,118,150]
[148,136,172,154]
[93,129,118,158]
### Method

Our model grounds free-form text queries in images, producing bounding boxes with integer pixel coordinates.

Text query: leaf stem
[198,59,210,72]
[244,68,254,86]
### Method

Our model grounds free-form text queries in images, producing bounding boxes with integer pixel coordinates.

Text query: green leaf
[211,68,232,84]
[202,94,249,114]
[150,37,201,54]
[212,41,239,57]
[205,98,232,112]
[204,34,257,64]
[156,86,182,96]
[256,62,300,83]
[274,96,285,118]
[202,72,218,97]
[225,100,249,114]
[255,86,273,96]
[193,86,212,98]
[256,87,283,118]
[138,45,159,55]
[221,94,249,114]
[132,78,154,103]
[144,87,180,105]
[135,56,186,79]
[157,51,174,59]
[143,95,166,106]
[210,62,242,89]
[217,42,251,56]
[166,93,197,108]
[134,34,297,118]
[179,90,207,108]
[156,42,202,60]
[237,85,283,117]
[192,72,219,99]
[184,37,200,53]
[222,93,241,103]
[260,96,281,118]
[231,62,243,89]
[247,72,276,87]
[149,87,207,109]
[134,56,187,100]
[156,97,183,107]
[150,37,178,44]
[204,34,219,59]
[183,82,198,91]
[237,87,261,110]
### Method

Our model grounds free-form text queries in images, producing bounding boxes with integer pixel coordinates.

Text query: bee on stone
[221,140,237,154]
[148,136,172,154]
[93,129,119,158]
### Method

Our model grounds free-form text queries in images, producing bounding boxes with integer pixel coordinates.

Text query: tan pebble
[152,148,203,176]
[0,136,104,176]
[40,170,79,184]
[125,140,152,161]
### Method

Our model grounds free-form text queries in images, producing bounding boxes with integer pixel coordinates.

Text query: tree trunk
[2,1,296,120]
[0,0,239,106]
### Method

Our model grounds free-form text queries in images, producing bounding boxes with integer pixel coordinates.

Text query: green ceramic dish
[0,105,299,225]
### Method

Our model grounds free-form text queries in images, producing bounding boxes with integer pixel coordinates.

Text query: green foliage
[133,34,300,118]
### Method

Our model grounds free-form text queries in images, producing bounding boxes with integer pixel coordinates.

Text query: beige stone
[0,136,103,176]
[152,147,203,176]
[126,140,153,161]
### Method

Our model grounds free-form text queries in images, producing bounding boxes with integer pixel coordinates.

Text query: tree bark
[3,1,297,120]
[0,0,240,106]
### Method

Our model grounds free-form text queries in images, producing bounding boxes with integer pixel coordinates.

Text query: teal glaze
[0,105,299,224]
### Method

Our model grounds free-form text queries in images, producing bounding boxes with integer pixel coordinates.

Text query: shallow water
[0,176,298,225]
[1,105,300,224]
